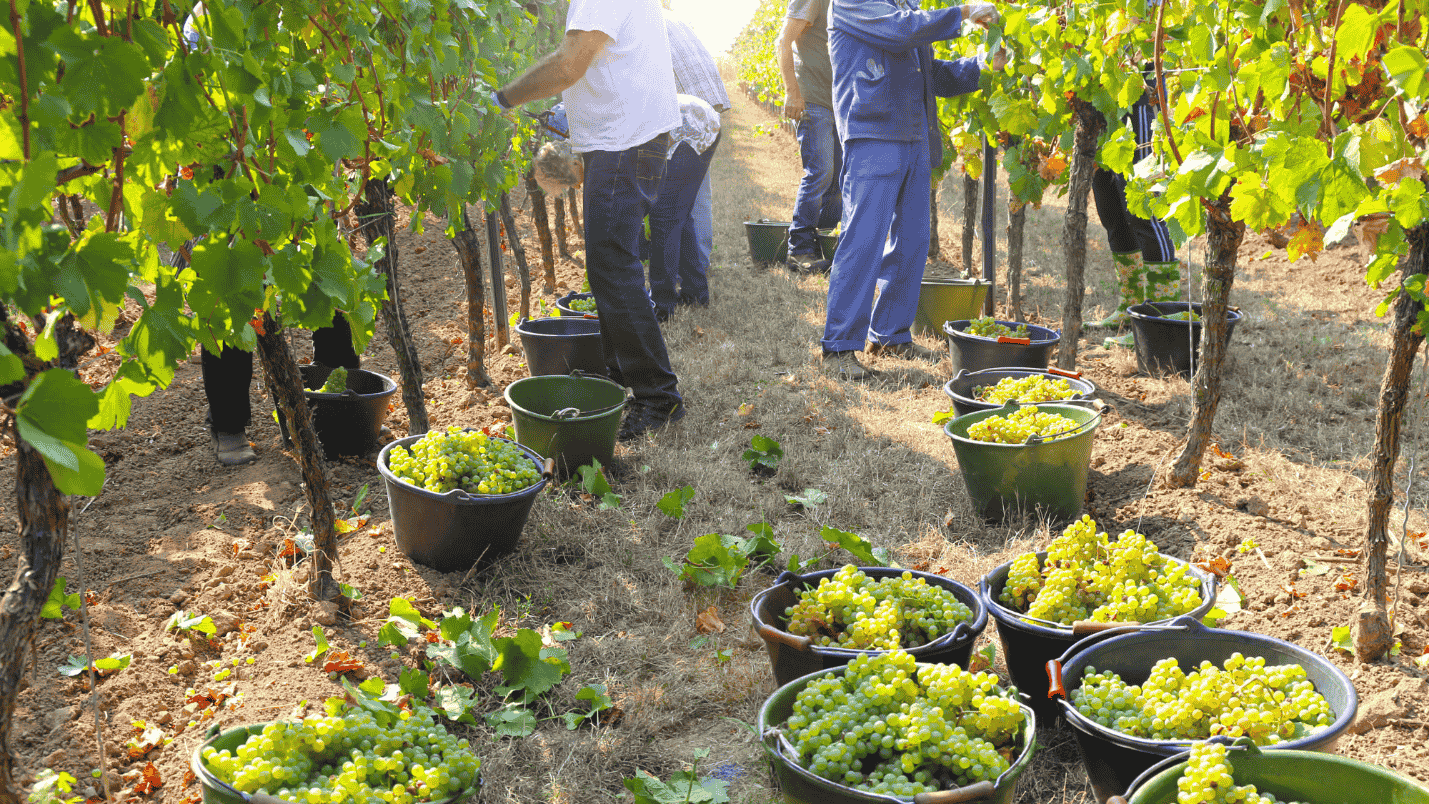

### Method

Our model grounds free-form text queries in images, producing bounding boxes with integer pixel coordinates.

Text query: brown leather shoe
[868,340,942,362]
[213,431,257,466]
[823,350,873,381]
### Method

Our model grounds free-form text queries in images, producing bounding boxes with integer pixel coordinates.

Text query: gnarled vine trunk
[553,190,571,261]
[1057,99,1106,370]
[356,178,429,435]
[1168,204,1244,486]
[453,206,493,388]
[1007,200,1027,322]
[1356,223,1428,662]
[961,174,978,275]
[525,172,558,292]
[499,193,533,322]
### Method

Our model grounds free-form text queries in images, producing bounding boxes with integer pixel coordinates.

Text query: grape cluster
[202,707,480,804]
[965,405,1079,444]
[783,651,1027,796]
[1072,653,1334,745]
[386,427,540,495]
[316,367,348,394]
[783,565,974,650]
[1175,741,1307,804]
[973,375,1078,405]
[999,516,1204,625]
[567,296,597,313]
[964,317,1030,339]
[1160,309,1202,322]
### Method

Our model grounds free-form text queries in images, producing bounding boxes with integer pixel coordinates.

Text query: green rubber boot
[1144,260,1183,302]
[1092,252,1146,328]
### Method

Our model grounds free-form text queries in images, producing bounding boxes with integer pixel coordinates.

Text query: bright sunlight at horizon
[668,0,762,55]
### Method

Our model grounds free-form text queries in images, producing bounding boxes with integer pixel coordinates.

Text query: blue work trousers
[822,138,930,353]
[789,103,843,257]
[582,134,683,411]
[648,134,721,318]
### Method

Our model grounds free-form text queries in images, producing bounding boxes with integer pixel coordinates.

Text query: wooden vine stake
[1056,98,1105,370]
[1007,199,1027,322]
[524,172,558,293]
[454,206,493,388]
[961,174,978,276]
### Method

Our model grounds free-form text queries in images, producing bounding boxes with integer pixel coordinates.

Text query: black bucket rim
[514,315,602,336]
[978,552,1219,638]
[299,365,399,400]
[757,663,1038,803]
[943,370,1098,413]
[1051,615,1358,755]
[944,319,1061,345]
[748,566,990,661]
[377,431,550,504]
[743,218,794,227]
[943,401,1103,448]
[1126,301,1245,326]
[502,373,628,425]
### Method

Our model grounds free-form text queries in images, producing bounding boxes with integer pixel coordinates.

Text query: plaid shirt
[665,15,730,113]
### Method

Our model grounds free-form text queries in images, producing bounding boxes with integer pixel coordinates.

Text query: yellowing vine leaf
[1285,225,1324,262]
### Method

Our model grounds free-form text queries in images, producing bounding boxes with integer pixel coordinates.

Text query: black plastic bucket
[1048,616,1358,803]
[744,219,791,264]
[515,316,605,377]
[192,722,479,804]
[749,567,989,687]
[758,665,1036,804]
[1127,301,1243,377]
[944,319,1060,374]
[279,366,398,458]
[943,367,1098,418]
[377,433,551,573]
[504,373,625,478]
[555,291,597,317]
[1110,741,1429,804]
[978,554,1217,724]
[817,228,838,261]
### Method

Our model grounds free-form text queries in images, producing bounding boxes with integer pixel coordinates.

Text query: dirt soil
[4,82,1429,804]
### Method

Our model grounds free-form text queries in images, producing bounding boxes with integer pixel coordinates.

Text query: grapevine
[729,0,785,105]
[782,651,1027,796]
[966,406,1078,444]
[973,375,1078,404]
[386,428,540,496]
[783,566,973,650]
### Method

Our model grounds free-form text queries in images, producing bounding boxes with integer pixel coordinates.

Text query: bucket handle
[1047,615,1206,699]
[755,622,812,653]
[1025,406,1102,445]
[995,335,1031,344]
[1047,366,1083,379]
[911,782,996,804]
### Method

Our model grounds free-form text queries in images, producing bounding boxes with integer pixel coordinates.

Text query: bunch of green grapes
[783,651,1026,796]
[202,706,480,804]
[783,565,974,650]
[316,367,349,394]
[973,374,1078,404]
[964,317,1030,339]
[386,427,540,495]
[1161,309,1202,322]
[965,405,1079,444]
[997,516,1204,625]
[1176,741,1308,804]
[567,296,597,313]
[1072,653,1334,745]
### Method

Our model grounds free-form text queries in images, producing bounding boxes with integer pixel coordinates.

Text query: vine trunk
[454,207,493,389]
[1007,200,1026,322]
[499,193,533,322]
[356,178,429,435]
[961,174,978,276]
[1057,99,1105,370]
[525,173,558,292]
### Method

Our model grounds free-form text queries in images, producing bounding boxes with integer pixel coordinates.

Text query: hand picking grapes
[999,515,1204,625]
[782,651,1028,796]
[966,405,1079,444]
[783,565,973,650]
[386,427,540,495]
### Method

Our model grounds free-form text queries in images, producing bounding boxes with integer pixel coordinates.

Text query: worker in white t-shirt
[495,0,685,442]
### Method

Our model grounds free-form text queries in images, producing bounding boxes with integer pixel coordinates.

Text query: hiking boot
[868,340,942,362]
[823,350,872,381]
[213,430,257,466]
[787,253,826,275]
[1103,332,1135,350]
[617,400,686,442]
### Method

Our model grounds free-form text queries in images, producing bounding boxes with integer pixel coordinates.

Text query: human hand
[783,95,805,121]
[964,2,998,27]
[990,47,1009,71]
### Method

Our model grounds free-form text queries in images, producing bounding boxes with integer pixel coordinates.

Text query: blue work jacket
[829,0,982,169]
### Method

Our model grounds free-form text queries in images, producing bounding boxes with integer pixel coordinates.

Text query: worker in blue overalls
[821,0,1003,381]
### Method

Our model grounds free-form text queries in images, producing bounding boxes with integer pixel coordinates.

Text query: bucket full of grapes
[943,400,1101,523]
[978,518,1218,724]
[1046,616,1358,803]
[378,428,553,573]
[504,372,626,479]
[555,291,598,317]
[277,365,398,458]
[1107,739,1429,804]
[942,367,1097,418]
[758,653,1037,804]
[749,565,989,687]
[192,704,481,804]
[943,318,1059,374]
[1126,301,1243,377]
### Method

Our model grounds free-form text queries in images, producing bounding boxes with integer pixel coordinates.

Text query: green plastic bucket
[944,400,1101,523]
[914,279,989,338]
[758,665,1037,804]
[192,723,480,804]
[817,228,839,261]
[745,219,790,264]
[1109,742,1429,804]
[504,373,626,478]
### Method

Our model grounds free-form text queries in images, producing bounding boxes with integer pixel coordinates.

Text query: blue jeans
[648,134,721,318]
[691,166,713,271]
[582,134,682,412]
[822,138,929,353]
[790,103,843,256]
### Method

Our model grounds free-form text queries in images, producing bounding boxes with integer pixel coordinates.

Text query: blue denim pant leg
[789,103,843,256]
[582,136,683,411]
[650,137,717,317]
[822,138,928,353]
[691,156,714,272]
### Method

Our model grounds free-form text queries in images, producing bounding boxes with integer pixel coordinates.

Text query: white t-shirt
[563,0,681,153]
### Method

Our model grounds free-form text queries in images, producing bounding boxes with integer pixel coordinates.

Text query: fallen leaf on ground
[323,651,364,674]
[133,763,163,795]
[696,607,725,634]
